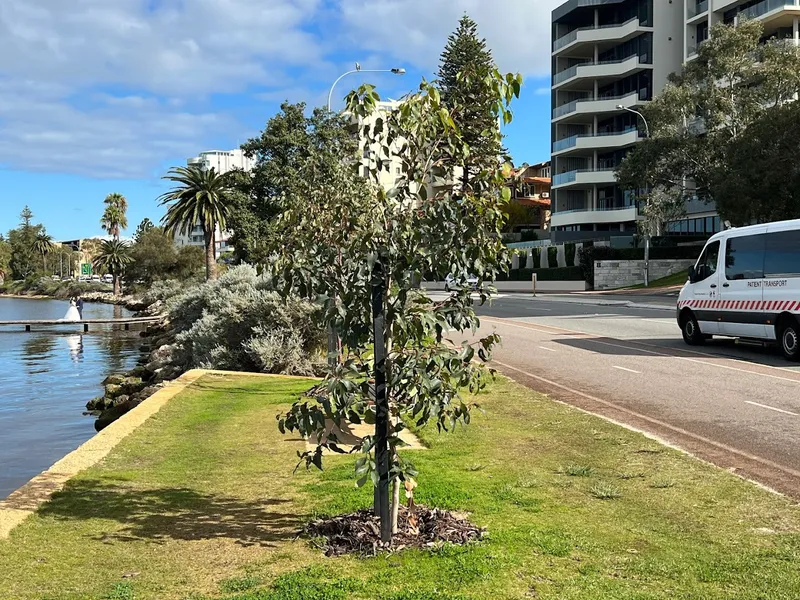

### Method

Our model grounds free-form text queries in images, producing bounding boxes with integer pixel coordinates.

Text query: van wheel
[778,317,800,362]
[681,311,705,346]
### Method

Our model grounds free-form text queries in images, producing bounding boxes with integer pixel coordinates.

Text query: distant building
[174,149,253,258]
[507,161,552,235]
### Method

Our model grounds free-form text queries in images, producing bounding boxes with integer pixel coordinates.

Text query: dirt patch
[304,505,485,556]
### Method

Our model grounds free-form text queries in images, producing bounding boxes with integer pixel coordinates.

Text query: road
[448,293,800,497]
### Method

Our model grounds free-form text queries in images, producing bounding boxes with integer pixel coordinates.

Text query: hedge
[497,266,584,282]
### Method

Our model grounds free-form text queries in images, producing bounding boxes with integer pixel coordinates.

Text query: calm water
[0,297,143,499]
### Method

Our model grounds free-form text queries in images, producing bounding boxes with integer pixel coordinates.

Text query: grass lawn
[1,373,799,599]
[623,270,689,290]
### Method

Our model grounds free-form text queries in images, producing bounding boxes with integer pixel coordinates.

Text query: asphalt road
[444,292,800,497]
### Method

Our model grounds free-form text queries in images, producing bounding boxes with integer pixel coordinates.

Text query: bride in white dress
[63,298,81,322]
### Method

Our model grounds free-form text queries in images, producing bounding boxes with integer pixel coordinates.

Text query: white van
[677,219,800,361]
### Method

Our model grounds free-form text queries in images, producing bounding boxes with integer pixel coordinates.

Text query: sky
[0,0,560,241]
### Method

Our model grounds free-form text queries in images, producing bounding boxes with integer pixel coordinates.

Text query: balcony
[688,0,708,21]
[552,126,640,155]
[553,18,650,54]
[739,0,797,21]
[553,55,651,89]
[552,91,643,121]
[550,205,638,228]
[552,167,618,189]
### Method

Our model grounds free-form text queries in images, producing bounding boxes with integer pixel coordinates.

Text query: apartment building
[550,0,800,243]
[508,161,552,234]
[686,0,800,61]
[550,0,684,243]
[174,149,254,258]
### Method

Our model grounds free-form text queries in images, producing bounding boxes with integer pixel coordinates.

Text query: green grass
[623,269,690,290]
[2,373,800,599]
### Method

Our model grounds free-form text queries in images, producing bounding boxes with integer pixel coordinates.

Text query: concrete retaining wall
[594,259,694,290]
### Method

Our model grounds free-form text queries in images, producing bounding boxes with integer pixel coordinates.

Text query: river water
[0,297,143,499]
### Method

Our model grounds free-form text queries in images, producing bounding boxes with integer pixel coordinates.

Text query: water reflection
[66,334,84,363]
[21,335,57,375]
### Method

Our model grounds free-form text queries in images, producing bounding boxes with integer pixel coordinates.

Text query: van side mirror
[687,265,696,283]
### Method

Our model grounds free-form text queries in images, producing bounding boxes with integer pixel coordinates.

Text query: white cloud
[0,0,559,179]
[335,0,562,77]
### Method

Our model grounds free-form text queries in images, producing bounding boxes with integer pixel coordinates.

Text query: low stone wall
[423,280,589,292]
[594,259,694,290]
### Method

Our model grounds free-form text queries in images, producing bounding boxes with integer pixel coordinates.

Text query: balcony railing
[552,54,644,85]
[555,205,636,215]
[740,0,795,20]
[552,166,618,186]
[552,91,642,119]
[688,0,709,18]
[552,125,639,152]
[552,17,641,51]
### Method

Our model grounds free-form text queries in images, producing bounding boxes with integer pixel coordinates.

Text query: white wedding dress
[63,300,81,322]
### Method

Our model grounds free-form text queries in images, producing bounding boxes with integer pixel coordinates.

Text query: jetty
[0,316,161,332]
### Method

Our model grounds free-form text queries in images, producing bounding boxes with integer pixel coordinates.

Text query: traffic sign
[81,263,92,275]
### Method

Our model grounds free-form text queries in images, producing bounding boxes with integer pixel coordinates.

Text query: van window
[696,240,720,281]
[725,234,765,280]
[764,230,800,278]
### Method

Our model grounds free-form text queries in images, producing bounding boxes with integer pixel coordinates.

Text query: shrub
[163,265,325,375]
[564,243,576,267]
[547,246,558,268]
[531,247,541,269]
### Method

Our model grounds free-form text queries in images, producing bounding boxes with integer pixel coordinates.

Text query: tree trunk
[204,225,217,281]
[391,462,401,534]
[113,274,121,296]
[43,253,47,275]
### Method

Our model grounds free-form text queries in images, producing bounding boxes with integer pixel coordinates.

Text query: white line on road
[613,366,642,374]
[744,401,799,417]
[538,346,556,352]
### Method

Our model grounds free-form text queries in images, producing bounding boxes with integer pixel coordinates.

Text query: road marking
[641,318,676,325]
[538,346,556,352]
[613,366,641,374]
[744,401,799,417]
[481,317,800,384]
[491,359,800,480]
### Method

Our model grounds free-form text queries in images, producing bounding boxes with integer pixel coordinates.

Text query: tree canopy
[617,19,800,226]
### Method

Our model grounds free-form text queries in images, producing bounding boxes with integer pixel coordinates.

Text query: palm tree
[32,233,56,275]
[100,193,129,240]
[158,165,231,280]
[93,240,133,296]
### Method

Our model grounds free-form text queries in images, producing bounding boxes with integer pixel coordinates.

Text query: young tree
[158,165,232,281]
[0,236,10,282]
[93,240,133,296]
[437,14,503,188]
[276,69,521,541]
[126,226,178,285]
[134,217,155,242]
[617,19,800,225]
[100,193,129,240]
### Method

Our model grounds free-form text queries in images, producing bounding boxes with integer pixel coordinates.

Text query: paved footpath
[451,293,800,498]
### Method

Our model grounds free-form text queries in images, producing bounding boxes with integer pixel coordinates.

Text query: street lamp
[616,105,650,138]
[327,64,406,111]
[617,104,652,286]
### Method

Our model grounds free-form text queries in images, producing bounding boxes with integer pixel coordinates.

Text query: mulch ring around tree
[304,505,485,556]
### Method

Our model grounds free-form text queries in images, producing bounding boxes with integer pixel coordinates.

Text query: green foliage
[134,217,155,241]
[589,483,622,500]
[617,19,800,225]
[227,103,360,266]
[126,227,204,285]
[531,247,540,269]
[561,465,593,477]
[546,246,558,268]
[161,265,324,375]
[0,236,10,279]
[275,68,520,498]
[100,193,129,240]
[7,206,45,280]
[93,240,134,296]
[158,165,233,280]
[437,14,507,188]
[564,243,576,268]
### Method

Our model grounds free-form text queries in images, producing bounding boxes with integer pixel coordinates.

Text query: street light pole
[617,104,652,286]
[327,65,406,111]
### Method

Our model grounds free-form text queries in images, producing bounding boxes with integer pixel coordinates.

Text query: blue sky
[0,0,559,241]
